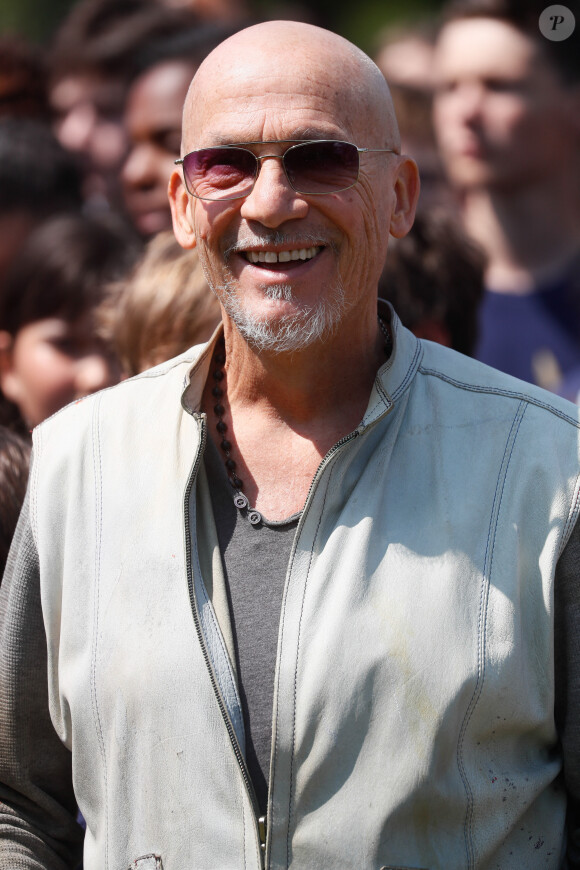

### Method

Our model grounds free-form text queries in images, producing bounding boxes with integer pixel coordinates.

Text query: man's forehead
[190,87,356,141]
[190,47,363,111]
[186,59,381,149]
[181,21,398,151]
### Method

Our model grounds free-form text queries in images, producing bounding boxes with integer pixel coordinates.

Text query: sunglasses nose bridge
[253,152,297,193]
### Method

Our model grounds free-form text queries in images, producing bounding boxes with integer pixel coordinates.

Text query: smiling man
[2,20,580,870]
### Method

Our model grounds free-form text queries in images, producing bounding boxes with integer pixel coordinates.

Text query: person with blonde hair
[101,230,220,376]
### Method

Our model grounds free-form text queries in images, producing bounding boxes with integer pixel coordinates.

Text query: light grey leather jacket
[2,310,580,870]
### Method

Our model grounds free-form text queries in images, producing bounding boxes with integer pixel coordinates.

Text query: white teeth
[245,246,320,264]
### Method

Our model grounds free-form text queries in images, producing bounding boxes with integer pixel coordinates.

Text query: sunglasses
[175,139,397,201]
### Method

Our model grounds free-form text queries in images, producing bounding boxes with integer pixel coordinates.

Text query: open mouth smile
[242,245,322,265]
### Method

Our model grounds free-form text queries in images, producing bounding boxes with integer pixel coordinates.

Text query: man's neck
[221,308,385,431]
[200,306,388,520]
[461,178,580,293]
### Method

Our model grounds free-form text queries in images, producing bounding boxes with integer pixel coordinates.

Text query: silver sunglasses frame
[174,139,398,201]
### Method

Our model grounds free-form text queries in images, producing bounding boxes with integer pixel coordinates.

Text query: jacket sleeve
[0,489,84,870]
[555,513,580,870]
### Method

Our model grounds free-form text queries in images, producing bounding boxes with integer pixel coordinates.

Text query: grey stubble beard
[218,276,348,354]
[202,233,350,354]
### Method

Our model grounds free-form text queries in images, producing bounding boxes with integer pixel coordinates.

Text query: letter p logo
[539,5,576,40]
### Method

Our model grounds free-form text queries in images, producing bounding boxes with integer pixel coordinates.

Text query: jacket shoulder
[418,339,580,428]
[35,343,207,442]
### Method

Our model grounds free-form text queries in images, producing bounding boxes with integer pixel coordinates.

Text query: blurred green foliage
[332,0,443,53]
[0,0,77,44]
[0,0,444,51]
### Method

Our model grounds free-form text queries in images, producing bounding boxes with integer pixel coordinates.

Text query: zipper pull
[258,814,267,864]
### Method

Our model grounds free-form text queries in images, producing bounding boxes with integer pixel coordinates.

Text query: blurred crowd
[0,0,579,578]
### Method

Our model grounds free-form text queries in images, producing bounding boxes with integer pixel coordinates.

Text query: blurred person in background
[0,35,50,121]
[121,21,240,238]
[158,0,250,21]
[379,206,485,355]
[0,118,84,434]
[375,21,454,210]
[48,0,203,214]
[99,230,221,376]
[433,0,580,393]
[0,425,30,582]
[0,214,137,430]
[0,118,83,290]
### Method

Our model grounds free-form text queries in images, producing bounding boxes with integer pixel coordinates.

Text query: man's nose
[239,154,309,227]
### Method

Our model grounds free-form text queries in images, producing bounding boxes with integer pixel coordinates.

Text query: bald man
[2,21,580,870]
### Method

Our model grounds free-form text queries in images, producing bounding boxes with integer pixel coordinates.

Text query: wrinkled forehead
[183,42,391,149]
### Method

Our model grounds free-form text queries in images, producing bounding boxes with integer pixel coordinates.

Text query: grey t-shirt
[203,436,299,815]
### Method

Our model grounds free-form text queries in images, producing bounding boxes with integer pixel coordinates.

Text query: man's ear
[389,156,421,239]
[169,170,196,250]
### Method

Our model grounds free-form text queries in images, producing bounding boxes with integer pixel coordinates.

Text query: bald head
[181,21,400,153]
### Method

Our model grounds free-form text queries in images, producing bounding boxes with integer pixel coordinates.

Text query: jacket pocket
[128,855,163,869]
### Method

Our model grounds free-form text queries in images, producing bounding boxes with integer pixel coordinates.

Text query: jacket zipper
[261,420,383,866]
[301,426,363,510]
[183,413,266,869]
[185,408,391,868]
[298,397,394,512]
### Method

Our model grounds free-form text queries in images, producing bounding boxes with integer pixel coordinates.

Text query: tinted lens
[182,147,257,200]
[284,140,359,194]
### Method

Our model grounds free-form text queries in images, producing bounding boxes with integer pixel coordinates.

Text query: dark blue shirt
[475,258,580,390]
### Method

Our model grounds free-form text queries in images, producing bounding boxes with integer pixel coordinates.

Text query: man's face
[122,61,195,238]
[433,18,577,192]
[177,48,400,352]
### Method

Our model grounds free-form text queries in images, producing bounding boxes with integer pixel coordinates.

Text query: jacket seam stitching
[418,366,580,428]
[90,392,109,870]
[365,339,423,420]
[391,341,423,402]
[31,430,41,548]
[457,400,527,869]
[241,770,247,870]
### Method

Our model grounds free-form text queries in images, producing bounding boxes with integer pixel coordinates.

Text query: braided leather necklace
[210,316,392,525]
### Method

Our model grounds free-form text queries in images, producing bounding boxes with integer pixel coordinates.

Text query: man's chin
[220,283,348,354]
